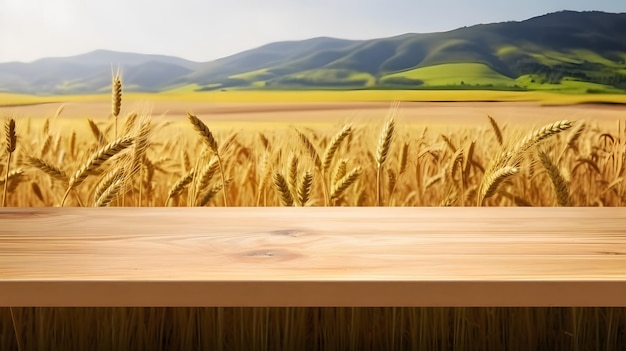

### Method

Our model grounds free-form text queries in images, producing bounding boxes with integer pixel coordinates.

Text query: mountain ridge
[2,10,626,94]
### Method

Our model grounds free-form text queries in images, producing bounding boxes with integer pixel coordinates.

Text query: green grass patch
[229,68,272,81]
[382,63,515,87]
[271,69,376,87]
[496,45,521,57]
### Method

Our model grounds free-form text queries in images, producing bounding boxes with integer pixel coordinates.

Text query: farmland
[1,90,625,208]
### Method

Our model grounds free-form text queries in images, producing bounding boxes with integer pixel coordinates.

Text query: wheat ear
[88,119,107,145]
[287,152,299,197]
[187,113,228,206]
[447,148,464,184]
[26,156,69,183]
[556,121,585,165]
[331,166,362,202]
[478,166,519,205]
[297,170,313,206]
[112,73,122,139]
[487,115,503,146]
[387,169,397,199]
[294,128,326,204]
[509,120,573,164]
[376,116,395,206]
[3,118,17,207]
[256,151,272,206]
[538,150,569,206]
[31,182,44,203]
[95,178,124,207]
[198,182,225,207]
[26,156,87,206]
[166,168,196,206]
[194,156,219,199]
[334,159,348,185]
[123,112,138,136]
[398,142,409,175]
[61,137,133,206]
[478,120,572,206]
[94,167,126,206]
[322,124,352,176]
[273,173,294,206]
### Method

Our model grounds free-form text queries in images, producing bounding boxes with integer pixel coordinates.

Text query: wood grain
[1,208,625,307]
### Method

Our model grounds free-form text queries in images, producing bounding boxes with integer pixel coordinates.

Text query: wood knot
[270,229,303,237]
[238,249,301,262]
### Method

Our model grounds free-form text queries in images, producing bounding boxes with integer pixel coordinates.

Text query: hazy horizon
[1,0,626,64]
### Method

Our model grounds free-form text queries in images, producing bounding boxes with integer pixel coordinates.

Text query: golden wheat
[3,118,16,207]
[273,172,294,206]
[538,150,569,206]
[61,137,134,206]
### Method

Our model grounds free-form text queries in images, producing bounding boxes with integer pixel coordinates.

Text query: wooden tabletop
[1,207,625,307]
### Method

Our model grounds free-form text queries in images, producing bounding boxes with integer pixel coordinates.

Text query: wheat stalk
[3,118,16,207]
[538,150,569,206]
[376,116,395,206]
[61,137,133,206]
[187,113,228,206]
[112,73,122,139]
[478,120,572,206]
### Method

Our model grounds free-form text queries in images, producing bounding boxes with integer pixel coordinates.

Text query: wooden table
[1,208,625,307]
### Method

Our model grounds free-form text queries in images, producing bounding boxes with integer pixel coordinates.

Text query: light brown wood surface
[1,207,625,307]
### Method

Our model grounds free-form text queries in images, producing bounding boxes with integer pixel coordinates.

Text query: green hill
[1,11,626,94]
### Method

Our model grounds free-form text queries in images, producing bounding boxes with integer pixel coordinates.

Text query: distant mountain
[2,10,626,94]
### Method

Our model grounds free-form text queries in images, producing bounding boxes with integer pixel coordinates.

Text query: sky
[1,0,626,63]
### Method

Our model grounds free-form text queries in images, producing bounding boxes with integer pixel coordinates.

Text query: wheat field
[1,96,625,208]
[2,79,626,350]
